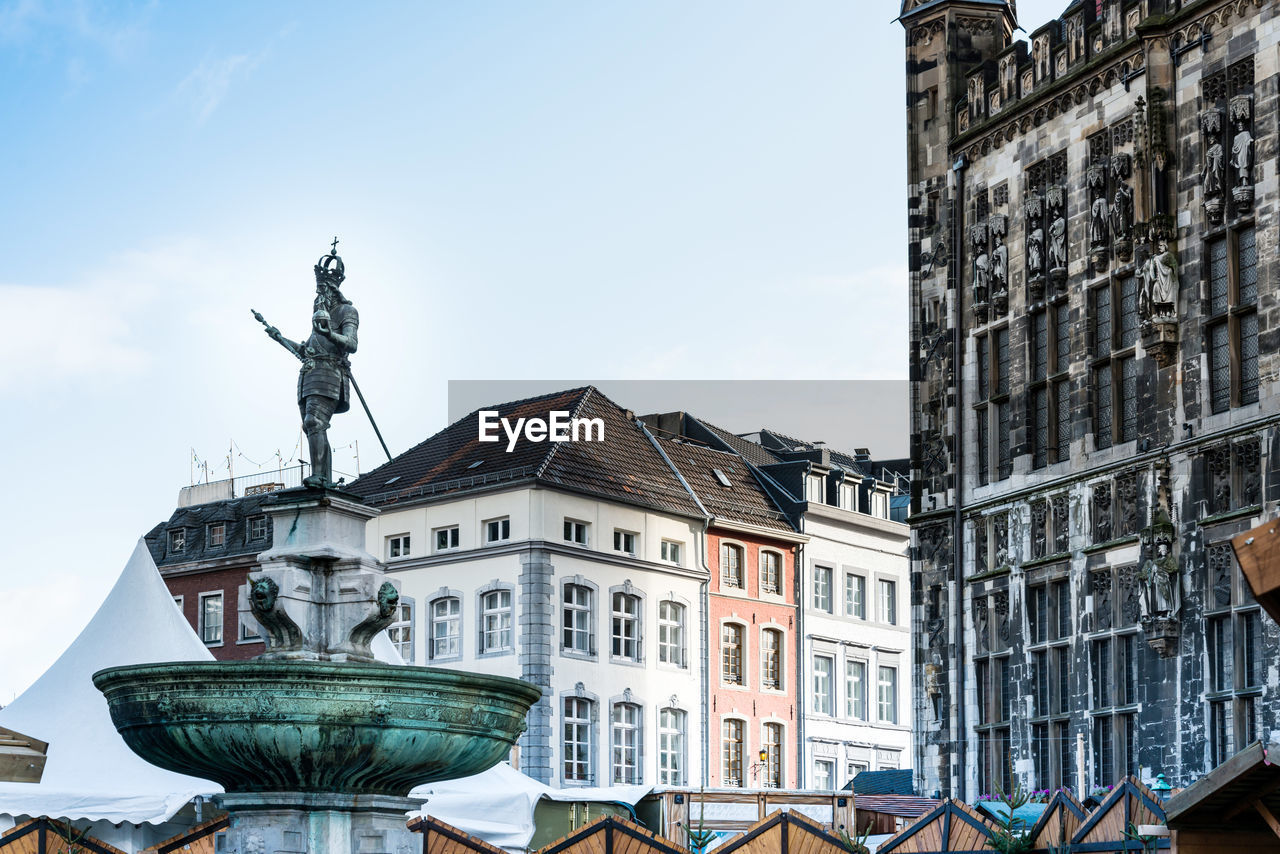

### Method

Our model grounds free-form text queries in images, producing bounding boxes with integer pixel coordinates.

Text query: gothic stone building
[902,0,1280,800]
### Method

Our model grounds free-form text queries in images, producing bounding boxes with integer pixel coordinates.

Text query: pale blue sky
[0,0,1064,700]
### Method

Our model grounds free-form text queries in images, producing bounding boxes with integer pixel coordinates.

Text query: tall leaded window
[430,596,461,659]
[1206,542,1265,766]
[720,543,744,589]
[563,697,593,783]
[480,588,512,653]
[199,592,223,644]
[1206,226,1259,413]
[760,551,781,594]
[1031,298,1071,467]
[611,591,640,661]
[658,708,686,785]
[845,659,867,720]
[658,600,685,667]
[722,719,744,786]
[975,326,1011,483]
[878,665,898,724]
[1088,571,1139,788]
[722,623,744,685]
[762,722,783,788]
[761,628,782,690]
[1091,275,1138,449]
[813,655,833,715]
[879,579,897,625]
[611,702,641,784]
[563,583,594,654]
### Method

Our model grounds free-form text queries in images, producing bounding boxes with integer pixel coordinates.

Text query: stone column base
[213,792,425,854]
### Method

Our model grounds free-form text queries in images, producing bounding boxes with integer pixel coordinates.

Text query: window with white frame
[661,540,683,565]
[434,526,460,551]
[878,665,898,724]
[239,613,261,642]
[658,600,685,667]
[805,474,825,503]
[563,583,594,655]
[387,534,411,559]
[720,543,744,589]
[611,702,641,784]
[813,565,833,612]
[207,522,226,548]
[248,515,268,541]
[563,697,593,784]
[845,573,866,618]
[762,723,783,788]
[761,628,782,690]
[611,591,641,661]
[199,592,223,644]
[484,517,510,544]
[760,551,781,595]
[722,623,744,685]
[814,759,833,790]
[388,601,413,662]
[813,655,834,715]
[613,530,637,555]
[169,529,186,554]
[658,708,686,785]
[479,589,512,653]
[564,519,589,545]
[879,579,897,625]
[846,659,868,720]
[722,719,744,787]
[430,597,461,659]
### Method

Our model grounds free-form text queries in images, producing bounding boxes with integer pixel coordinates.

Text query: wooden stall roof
[1166,739,1280,837]
[0,726,47,785]
[0,818,128,854]
[407,815,511,854]
[1233,519,1280,624]
[875,799,994,853]
[537,815,690,854]
[140,813,230,854]
[1028,789,1087,850]
[713,809,852,854]
[1070,776,1169,851]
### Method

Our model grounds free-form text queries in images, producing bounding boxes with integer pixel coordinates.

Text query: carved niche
[1046,183,1068,290]
[1115,472,1139,537]
[992,589,1011,647]
[974,597,990,654]
[990,214,1009,312]
[1051,494,1069,554]
[1092,569,1113,632]
[1110,154,1134,263]
[1138,224,1180,368]
[971,221,991,322]
[1030,500,1048,560]
[1093,481,1113,543]
[1139,509,1180,657]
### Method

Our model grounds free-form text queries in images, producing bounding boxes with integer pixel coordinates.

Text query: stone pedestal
[215,793,424,854]
[239,487,395,662]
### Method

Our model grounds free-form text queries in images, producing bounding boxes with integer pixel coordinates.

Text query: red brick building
[659,439,804,788]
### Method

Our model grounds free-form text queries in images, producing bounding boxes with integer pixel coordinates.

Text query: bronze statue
[254,240,359,488]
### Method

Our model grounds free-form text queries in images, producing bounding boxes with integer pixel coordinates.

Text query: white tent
[0,540,221,830]
[411,762,651,852]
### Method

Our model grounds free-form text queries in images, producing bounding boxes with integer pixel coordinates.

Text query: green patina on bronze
[92,660,540,796]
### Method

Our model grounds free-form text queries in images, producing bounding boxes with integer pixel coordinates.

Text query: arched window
[760,551,782,595]
[611,702,642,784]
[658,708,686,785]
[563,583,594,655]
[722,623,744,685]
[611,592,641,661]
[429,596,461,660]
[658,601,686,667]
[479,588,512,654]
[563,697,594,783]
[761,628,782,690]
[720,543,744,589]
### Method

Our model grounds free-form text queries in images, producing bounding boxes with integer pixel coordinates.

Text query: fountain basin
[93,660,540,796]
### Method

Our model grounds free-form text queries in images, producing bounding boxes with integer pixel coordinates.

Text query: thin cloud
[177,50,261,124]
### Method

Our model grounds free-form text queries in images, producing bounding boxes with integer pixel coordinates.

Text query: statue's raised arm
[251,309,303,360]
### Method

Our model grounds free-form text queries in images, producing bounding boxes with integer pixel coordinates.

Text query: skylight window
[384,476,401,485]
[467,460,484,470]
[712,469,732,487]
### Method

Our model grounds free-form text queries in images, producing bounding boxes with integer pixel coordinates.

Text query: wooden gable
[1029,789,1086,850]
[408,815,511,854]
[537,815,690,854]
[0,819,128,854]
[140,814,230,854]
[876,799,994,853]
[713,810,853,854]
[1071,776,1169,850]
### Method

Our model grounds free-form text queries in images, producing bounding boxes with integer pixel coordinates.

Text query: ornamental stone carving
[1139,509,1180,657]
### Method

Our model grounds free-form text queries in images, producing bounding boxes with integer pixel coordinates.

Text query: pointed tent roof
[1029,789,1087,849]
[877,799,994,853]
[1070,776,1167,847]
[0,540,220,825]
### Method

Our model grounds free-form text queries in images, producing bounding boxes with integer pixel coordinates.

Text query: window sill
[1082,535,1139,555]
[476,649,514,658]
[203,641,224,648]
[1023,552,1071,569]
[429,655,463,664]
[236,638,264,646]
[561,648,596,661]
[610,657,645,668]
[1199,504,1262,527]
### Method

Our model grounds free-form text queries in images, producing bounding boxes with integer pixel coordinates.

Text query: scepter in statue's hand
[251,308,303,361]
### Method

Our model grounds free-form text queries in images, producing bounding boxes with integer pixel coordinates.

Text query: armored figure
[257,244,359,488]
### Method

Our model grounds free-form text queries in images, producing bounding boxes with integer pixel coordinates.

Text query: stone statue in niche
[1139,231,1180,367]
[1230,95,1254,209]
[973,598,990,654]
[1090,194,1109,247]
[1024,194,1045,297]
[1110,155,1133,263]
[1139,509,1180,657]
[925,652,944,720]
[993,590,1011,646]
[990,215,1008,311]
[1093,482,1113,543]
[974,246,991,303]
[1201,107,1225,224]
[1047,185,1067,289]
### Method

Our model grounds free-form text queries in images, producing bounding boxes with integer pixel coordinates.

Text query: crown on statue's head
[314,236,346,287]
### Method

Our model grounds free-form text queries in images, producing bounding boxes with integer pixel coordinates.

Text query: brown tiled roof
[348,387,705,520]
[691,419,784,467]
[659,439,795,533]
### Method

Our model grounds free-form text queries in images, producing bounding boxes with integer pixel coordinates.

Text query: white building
[348,387,710,789]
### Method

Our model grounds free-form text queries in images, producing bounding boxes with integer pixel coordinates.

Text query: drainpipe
[951,151,969,802]
[794,533,805,789]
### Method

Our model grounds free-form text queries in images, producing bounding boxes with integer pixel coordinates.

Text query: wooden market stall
[408,815,511,854]
[536,815,690,854]
[711,810,854,854]
[0,818,128,854]
[1027,788,1087,851]
[139,814,229,854]
[1067,776,1168,851]
[1165,739,1280,853]
[875,799,994,853]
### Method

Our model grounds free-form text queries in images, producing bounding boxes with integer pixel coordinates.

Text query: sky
[0,0,1067,702]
